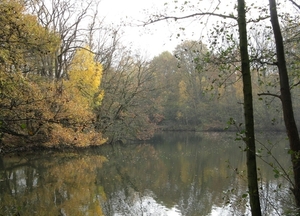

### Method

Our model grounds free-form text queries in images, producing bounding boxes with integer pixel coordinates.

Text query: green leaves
[242,193,248,198]
[273,169,280,178]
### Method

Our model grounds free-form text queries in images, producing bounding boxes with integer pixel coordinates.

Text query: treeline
[1,0,300,151]
[150,40,300,132]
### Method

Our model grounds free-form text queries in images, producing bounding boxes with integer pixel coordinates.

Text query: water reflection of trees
[0,152,107,215]
[0,132,295,215]
[96,133,235,215]
[97,132,294,216]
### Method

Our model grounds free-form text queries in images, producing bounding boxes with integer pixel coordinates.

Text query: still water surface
[0,132,294,215]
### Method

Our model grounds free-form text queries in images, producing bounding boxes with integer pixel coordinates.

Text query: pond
[0,132,295,215]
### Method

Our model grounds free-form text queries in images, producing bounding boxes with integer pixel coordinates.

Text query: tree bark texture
[237,0,262,215]
[269,0,300,208]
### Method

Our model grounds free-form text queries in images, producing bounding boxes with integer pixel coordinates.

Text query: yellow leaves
[1,69,107,147]
[94,90,105,106]
[0,3,104,148]
[68,47,103,96]
[97,186,107,201]
[0,0,60,71]
[44,123,107,147]
[178,80,188,104]
[66,47,104,109]
[93,205,105,216]
[36,47,108,148]
[0,3,107,148]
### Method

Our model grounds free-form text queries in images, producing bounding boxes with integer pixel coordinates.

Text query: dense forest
[1,0,300,152]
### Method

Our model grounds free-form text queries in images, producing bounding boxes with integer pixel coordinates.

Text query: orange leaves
[41,77,107,147]
[44,123,107,147]
[0,69,107,148]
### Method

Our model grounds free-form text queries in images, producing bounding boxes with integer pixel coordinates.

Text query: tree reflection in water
[0,132,296,215]
[0,153,107,215]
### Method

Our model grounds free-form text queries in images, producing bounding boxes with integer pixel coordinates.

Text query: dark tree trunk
[269,0,300,208]
[237,0,262,215]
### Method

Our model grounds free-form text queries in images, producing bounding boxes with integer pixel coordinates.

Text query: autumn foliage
[1,49,106,148]
[0,1,106,149]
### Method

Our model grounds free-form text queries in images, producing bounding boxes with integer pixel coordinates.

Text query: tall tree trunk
[269,0,300,207]
[237,0,262,215]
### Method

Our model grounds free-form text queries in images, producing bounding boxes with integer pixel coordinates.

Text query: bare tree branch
[289,0,300,11]
[142,13,270,27]
[257,92,281,99]
[143,12,236,26]
[251,58,277,66]
[290,80,300,89]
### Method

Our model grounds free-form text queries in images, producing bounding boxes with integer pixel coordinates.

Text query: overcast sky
[99,0,215,57]
[98,0,293,58]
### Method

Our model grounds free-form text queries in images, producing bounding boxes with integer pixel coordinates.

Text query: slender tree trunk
[237,0,262,215]
[269,0,300,208]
